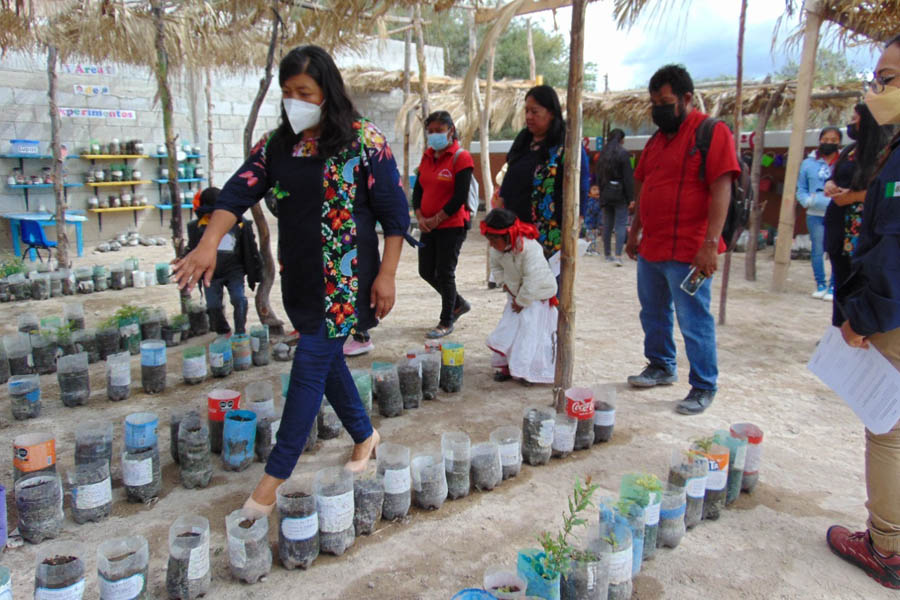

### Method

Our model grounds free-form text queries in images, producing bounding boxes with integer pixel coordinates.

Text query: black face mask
[818,142,839,156]
[651,102,685,134]
[846,123,858,140]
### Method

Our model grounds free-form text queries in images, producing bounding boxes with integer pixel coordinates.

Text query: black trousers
[418,227,467,326]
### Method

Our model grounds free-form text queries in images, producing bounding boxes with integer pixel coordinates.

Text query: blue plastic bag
[516,549,560,600]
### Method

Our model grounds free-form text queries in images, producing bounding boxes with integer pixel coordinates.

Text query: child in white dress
[482,208,559,384]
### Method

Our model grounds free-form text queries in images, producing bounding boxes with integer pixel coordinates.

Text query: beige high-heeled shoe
[345,429,380,473]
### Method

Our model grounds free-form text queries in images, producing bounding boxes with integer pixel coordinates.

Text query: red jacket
[634,110,740,263]
[417,140,473,229]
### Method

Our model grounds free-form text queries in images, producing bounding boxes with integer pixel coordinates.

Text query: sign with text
[59,107,136,120]
[62,63,117,76]
[73,84,110,97]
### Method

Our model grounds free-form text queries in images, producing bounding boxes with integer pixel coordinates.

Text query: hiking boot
[675,387,716,415]
[627,364,677,388]
[343,337,374,357]
[827,526,900,590]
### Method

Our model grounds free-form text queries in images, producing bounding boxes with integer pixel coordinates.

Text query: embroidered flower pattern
[531,145,565,257]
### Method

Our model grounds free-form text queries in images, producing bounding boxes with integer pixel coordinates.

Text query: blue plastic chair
[20,220,56,262]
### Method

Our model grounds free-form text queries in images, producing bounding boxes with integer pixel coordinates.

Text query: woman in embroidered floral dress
[173,45,409,516]
[497,85,590,264]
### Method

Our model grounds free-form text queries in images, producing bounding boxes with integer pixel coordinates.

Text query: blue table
[2,212,86,260]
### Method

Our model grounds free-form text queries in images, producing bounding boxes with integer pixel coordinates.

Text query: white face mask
[865,86,900,125]
[283,98,323,135]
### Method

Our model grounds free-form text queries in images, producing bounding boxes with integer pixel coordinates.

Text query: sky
[528,0,880,91]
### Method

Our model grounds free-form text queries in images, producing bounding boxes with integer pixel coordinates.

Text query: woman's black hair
[195,187,220,216]
[886,34,900,48]
[506,85,566,164]
[424,110,458,140]
[851,103,895,189]
[819,126,843,143]
[591,129,626,188]
[483,207,518,231]
[272,45,360,158]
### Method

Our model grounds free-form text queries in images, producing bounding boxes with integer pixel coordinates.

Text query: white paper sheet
[808,326,900,434]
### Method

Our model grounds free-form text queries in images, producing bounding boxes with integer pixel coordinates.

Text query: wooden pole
[47,45,68,268]
[746,82,787,281]
[479,45,496,208]
[717,0,748,326]
[205,68,215,188]
[772,0,822,291]
[554,0,587,412]
[242,1,285,336]
[414,4,429,144]
[527,17,536,82]
[401,17,412,200]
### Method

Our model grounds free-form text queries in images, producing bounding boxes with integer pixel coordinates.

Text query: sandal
[493,370,512,382]
[426,323,454,339]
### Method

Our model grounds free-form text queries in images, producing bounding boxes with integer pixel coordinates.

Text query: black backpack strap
[693,117,719,182]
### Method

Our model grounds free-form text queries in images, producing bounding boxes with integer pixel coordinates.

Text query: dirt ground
[0,216,892,600]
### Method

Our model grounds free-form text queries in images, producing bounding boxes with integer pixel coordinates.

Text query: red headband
[480,218,539,251]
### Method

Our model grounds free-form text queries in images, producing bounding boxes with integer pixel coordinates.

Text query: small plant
[54,322,75,343]
[602,531,620,551]
[692,436,715,454]
[100,316,119,330]
[533,476,601,579]
[170,314,188,328]
[634,473,663,494]
[114,305,144,321]
[0,255,25,277]
[614,497,636,518]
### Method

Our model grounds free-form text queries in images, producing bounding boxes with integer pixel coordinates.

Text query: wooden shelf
[86,180,152,187]
[89,206,154,213]
[80,154,149,160]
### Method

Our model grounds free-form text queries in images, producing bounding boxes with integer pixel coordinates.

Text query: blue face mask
[427,132,451,151]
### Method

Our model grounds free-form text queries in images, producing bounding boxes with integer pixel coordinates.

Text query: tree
[776,47,864,86]
[584,61,598,92]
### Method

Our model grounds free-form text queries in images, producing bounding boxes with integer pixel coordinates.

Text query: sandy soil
[0,217,892,600]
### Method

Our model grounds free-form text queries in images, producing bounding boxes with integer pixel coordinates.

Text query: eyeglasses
[868,73,897,94]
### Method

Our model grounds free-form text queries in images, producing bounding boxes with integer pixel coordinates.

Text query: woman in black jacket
[591,128,634,264]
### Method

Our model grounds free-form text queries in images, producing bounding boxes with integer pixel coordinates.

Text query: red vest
[417,141,473,229]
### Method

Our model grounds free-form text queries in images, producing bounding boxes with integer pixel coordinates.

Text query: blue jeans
[806,214,834,289]
[265,322,373,480]
[204,272,248,334]
[637,257,718,390]
[601,202,628,257]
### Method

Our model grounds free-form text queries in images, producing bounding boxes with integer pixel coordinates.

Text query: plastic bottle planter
[616,502,645,576]
[593,388,616,443]
[119,316,141,355]
[208,389,240,454]
[61,270,77,296]
[398,358,423,409]
[132,271,146,289]
[178,413,213,489]
[106,351,132,402]
[93,265,110,292]
[109,265,127,291]
[34,543,86,599]
[68,460,112,524]
[250,325,270,366]
[231,334,252,372]
[140,340,167,394]
[57,352,90,407]
[0,346,8,385]
[276,480,319,570]
[222,410,257,472]
[522,407,554,466]
[471,442,502,492]
[559,550,609,600]
[96,327,121,361]
[139,313,162,342]
[165,515,211,599]
[30,334,57,375]
[188,303,210,337]
[599,501,633,600]
[442,432,471,500]
[318,401,342,440]
[411,453,448,510]
[714,429,747,506]
[440,342,464,393]
[182,346,207,385]
[564,387,595,449]
[0,565,10,599]
[369,362,402,418]
[353,472,384,536]
[273,342,292,362]
[245,382,277,461]
[377,443,412,521]
[551,415,577,459]
[657,485,687,549]
[490,426,523,480]
[30,274,50,300]
[420,352,440,400]
[350,369,373,415]
[693,441,729,521]
[49,272,65,297]
[74,421,113,469]
[170,409,192,462]
[226,509,273,584]
[8,274,30,300]
[13,432,56,482]
[668,450,708,529]
[730,422,763,493]
[516,549,561,600]
[125,412,159,452]
[9,374,41,419]
[4,333,31,376]
[209,340,233,378]
[314,466,356,555]
[122,446,161,503]
[161,323,182,347]
[619,475,662,562]
[483,566,528,600]
[154,263,170,285]
[15,474,64,544]
[98,536,149,600]
[73,329,100,364]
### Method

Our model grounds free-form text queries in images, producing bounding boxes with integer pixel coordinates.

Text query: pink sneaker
[344,338,374,357]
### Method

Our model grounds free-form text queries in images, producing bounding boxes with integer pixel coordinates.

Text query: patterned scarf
[530,145,565,257]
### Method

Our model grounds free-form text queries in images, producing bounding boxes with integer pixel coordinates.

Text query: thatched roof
[802,0,900,45]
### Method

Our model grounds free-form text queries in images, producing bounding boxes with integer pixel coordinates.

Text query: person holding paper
[827,35,900,590]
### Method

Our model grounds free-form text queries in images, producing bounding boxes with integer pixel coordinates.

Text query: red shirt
[417,140,474,229]
[634,110,741,263]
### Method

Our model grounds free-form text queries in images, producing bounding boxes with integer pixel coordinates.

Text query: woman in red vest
[413,110,474,338]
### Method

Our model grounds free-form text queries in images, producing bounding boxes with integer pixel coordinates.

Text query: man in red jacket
[625,64,741,415]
